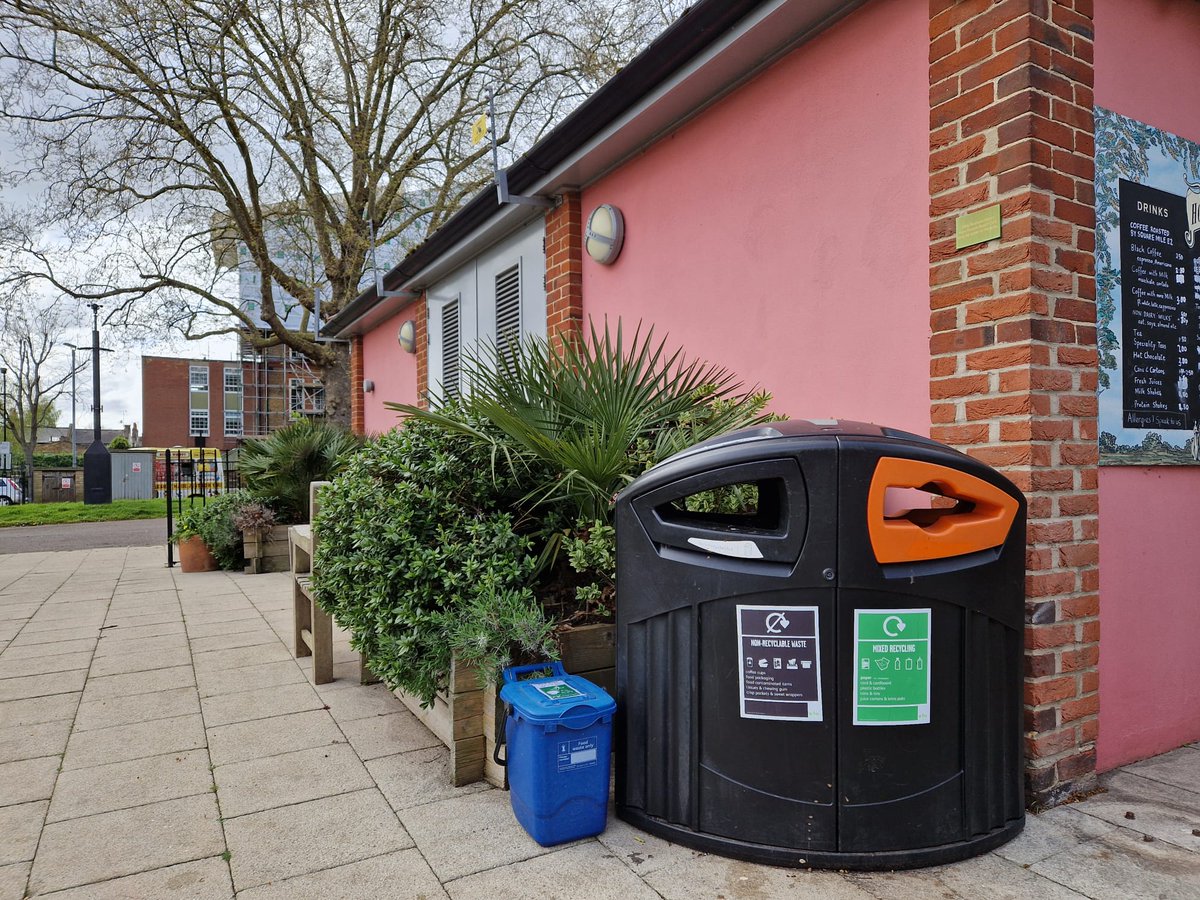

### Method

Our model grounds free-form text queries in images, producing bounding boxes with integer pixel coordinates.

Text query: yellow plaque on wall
[955,204,1002,250]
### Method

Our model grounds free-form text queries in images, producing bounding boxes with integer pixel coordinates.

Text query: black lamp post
[82,303,112,505]
[1,366,7,445]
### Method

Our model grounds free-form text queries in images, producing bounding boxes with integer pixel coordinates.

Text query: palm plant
[237,419,364,523]
[387,319,775,522]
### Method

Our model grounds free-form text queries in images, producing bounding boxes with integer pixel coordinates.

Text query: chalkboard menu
[1118,179,1198,430]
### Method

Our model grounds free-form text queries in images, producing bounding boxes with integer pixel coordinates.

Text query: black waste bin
[614,420,1025,870]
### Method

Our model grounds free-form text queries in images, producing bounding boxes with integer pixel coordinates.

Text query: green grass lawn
[0,499,169,528]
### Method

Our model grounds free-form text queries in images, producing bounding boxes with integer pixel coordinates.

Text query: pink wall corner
[1094,0,1200,771]
[581,0,930,434]
[362,311,418,435]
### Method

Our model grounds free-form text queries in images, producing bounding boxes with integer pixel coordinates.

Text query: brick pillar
[929,0,1098,807]
[349,335,365,435]
[414,295,429,409]
[544,191,584,347]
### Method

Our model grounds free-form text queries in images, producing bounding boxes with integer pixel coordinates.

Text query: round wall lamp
[362,379,375,393]
[585,204,625,265]
[397,318,417,354]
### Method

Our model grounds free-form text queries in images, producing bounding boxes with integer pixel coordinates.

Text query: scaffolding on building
[238,333,325,438]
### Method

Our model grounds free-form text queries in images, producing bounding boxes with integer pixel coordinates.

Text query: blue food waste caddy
[499,662,616,846]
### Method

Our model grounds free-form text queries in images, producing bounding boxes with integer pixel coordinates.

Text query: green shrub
[312,420,554,703]
[33,453,74,468]
[170,490,253,571]
[238,419,363,523]
[107,435,131,450]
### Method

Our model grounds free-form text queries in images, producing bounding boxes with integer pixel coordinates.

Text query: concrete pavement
[0,546,1197,898]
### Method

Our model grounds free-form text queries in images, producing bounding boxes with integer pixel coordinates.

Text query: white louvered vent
[494,263,521,368]
[441,299,461,400]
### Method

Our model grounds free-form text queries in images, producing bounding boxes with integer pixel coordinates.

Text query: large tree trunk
[320,342,352,429]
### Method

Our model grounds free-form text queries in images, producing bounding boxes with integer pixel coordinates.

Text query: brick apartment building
[141,345,325,449]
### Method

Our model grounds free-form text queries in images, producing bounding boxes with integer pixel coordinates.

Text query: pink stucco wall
[581,0,930,433]
[362,311,418,434]
[1094,0,1200,770]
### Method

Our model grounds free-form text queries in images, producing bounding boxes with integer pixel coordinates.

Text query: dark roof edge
[324,0,766,337]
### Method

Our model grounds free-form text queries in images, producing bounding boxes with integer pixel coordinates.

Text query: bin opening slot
[657,477,784,534]
[882,485,975,528]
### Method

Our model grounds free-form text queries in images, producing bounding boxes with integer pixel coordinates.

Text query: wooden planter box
[245,524,291,574]
[393,657,486,787]
[390,623,616,789]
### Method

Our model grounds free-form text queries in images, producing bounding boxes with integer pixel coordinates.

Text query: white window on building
[189,366,209,391]
[223,367,242,394]
[224,411,243,437]
[189,409,210,437]
[289,379,326,415]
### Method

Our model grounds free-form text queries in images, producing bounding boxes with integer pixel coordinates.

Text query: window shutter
[494,263,521,369]
[442,299,461,400]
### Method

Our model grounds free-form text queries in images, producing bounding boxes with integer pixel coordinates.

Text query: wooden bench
[290,481,377,686]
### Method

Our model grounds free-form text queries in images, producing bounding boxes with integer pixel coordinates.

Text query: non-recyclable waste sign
[853,609,931,726]
[736,605,822,722]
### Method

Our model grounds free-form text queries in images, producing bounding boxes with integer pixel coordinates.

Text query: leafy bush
[33,452,74,468]
[170,490,252,571]
[238,419,363,523]
[107,435,131,450]
[233,501,277,538]
[312,420,554,703]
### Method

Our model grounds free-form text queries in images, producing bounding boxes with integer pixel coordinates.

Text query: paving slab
[316,682,407,722]
[6,626,100,647]
[0,719,72,765]
[47,748,213,823]
[81,664,196,700]
[0,800,48,866]
[994,804,1118,866]
[37,856,233,900]
[0,693,80,728]
[185,617,276,639]
[215,743,372,818]
[0,756,60,808]
[27,794,225,896]
[207,708,344,766]
[1078,769,1200,851]
[0,651,92,681]
[73,686,200,731]
[93,632,190,658]
[596,806,699,878]
[88,645,194,678]
[367,746,491,812]
[192,642,293,671]
[337,709,443,761]
[446,840,661,900]
[1123,744,1200,794]
[0,669,87,702]
[224,789,414,891]
[62,713,207,770]
[201,681,325,727]
[0,638,95,661]
[0,862,30,900]
[399,789,558,882]
[236,848,446,900]
[194,659,307,698]
[1030,825,1200,900]
[648,853,873,900]
[849,851,1091,900]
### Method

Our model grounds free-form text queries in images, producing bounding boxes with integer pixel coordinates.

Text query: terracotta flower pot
[178,535,219,572]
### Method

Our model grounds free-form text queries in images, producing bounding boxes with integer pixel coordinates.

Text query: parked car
[0,477,24,505]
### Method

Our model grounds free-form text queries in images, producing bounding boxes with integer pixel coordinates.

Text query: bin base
[616,806,1024,871]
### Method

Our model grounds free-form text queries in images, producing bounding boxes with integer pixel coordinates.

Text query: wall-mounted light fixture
[397,319,416,354]
[363,379,375,393]
[585,204,625,265]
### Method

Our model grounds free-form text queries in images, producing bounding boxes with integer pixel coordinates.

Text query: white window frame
[189,409,210,437]
[189,366,209,391]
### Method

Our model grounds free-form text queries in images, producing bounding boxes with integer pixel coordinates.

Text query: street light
[82,303,112,505]
[1,366,7,444]
[64,342,113,469]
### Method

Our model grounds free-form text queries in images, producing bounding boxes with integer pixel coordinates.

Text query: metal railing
[160,447,240,567]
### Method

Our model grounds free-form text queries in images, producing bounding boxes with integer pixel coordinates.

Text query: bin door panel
[697,593,836,850]
[837,591,965,852]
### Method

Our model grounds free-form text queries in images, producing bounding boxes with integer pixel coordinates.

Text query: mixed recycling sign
[853,609,931,726]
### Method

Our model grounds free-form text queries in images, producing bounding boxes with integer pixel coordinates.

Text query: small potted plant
[235,500,280,574]
[171,506,219,573]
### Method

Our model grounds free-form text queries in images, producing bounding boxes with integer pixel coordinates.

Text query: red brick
[1031,419,1074,440]
[1029,520,1074,543]
[929,136,985,174]
[966,395,1031,419]
[1061,694,1099,723]
[930,374,991,399]
[930,0,993,41]
[1025,676,1079,707]
[959,0,1034,45]
[968,445,1033,467]
[1061,645,1099,672]
[962,91,1046,138]
[931,277,995,310]
[966,345,1037,370]
[966,243,1035,276]
[930,423,991,444]
[930,182,994,217]
[1055,197,1094,228]
[1054,297,1096,321]
[998,113,1076,151]
[1025,651,1058,678]
[931,402,957,424]
[1060,443,1098,466]
[1057,747,1097,781]
[1060,494,1098,516]
[1027,622,1076,649]
[998,61,1074,101]
[1026,726,1079,758]
[930,261,964,286]
[931,168,962,195]
[1058,394,1097,417]
[931,325,995,355]
[931,83,996,128]
[1001,420,1034,442]
[1059,593,1100,618]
